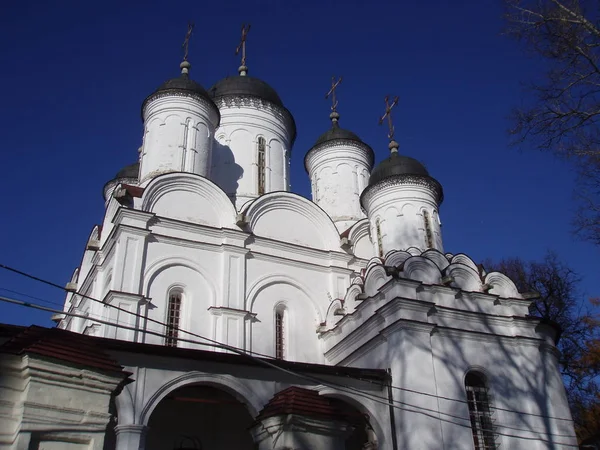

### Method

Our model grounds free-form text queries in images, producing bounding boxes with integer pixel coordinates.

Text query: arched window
[423,210,434,249]
[165,289,182,347]
[257,137,266,195]
[465,371,497,450]
[275,307,285,360]
[375,218,384,257]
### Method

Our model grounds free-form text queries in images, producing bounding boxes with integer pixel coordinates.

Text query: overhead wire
[0,261,581,443]
[0,292,580,446]
[0,263,277,360]
[349,375,577,424]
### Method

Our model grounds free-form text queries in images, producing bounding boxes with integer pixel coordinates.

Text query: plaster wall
[0,356,122,450]
[363,182,443,255]
[305,142,372,231]
[211,101,292,209]
[140,96,218,183]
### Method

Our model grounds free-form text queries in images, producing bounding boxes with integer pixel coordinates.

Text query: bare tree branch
[505,0,600,245]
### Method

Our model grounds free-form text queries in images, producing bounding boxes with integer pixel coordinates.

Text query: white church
[0,29,578,450]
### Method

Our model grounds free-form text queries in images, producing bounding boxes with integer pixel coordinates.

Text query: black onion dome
[368,153,429,186]
[361,151,444,205]
[304,116,375,173]
[153,74,211,100]
[141,62,219,120]
[208,76,283,107]
[314,122,363,147]
[115,162,140,180]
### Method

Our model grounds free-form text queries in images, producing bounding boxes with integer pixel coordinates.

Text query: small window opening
[166,290,182,347]
[257,137,266,195]
[275,309,285,360]
[376,219,384,257]
[423,210,434,248]
[465,372,497,450]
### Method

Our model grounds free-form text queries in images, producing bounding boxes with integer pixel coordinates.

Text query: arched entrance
[342,404,376,450]
[145,384,255,450]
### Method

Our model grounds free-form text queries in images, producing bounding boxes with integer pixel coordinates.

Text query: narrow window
[423,210,434,248]
[275,309,285,359]
[376,218,383,257]
[465,372,497,450]
[165,290,182,347]
[181,120,190,171]
[257,137,266,195]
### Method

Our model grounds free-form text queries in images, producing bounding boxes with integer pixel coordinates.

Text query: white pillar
[114,424,148,450]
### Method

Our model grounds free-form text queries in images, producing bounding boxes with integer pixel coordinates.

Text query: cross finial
[182,22,195,63]
[379,95,400,152]
[236,24,251,76]
[325,76,343,115]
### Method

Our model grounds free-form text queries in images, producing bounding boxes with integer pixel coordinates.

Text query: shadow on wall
[212,140,243,206]
[388,305,573,449]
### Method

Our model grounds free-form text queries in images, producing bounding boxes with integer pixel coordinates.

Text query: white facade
[361,175,444,255]
[305,117,374,232]
[211,96,294,209]
[139,62,220,184]
[8,57,577,450]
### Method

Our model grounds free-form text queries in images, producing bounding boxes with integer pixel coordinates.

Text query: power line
[0,294,579,446]
[0,263,580,444]
[0,287,64,307]
[350,375,576,424]
[0,263,276,360]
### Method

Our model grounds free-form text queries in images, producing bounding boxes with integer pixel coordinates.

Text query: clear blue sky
[0,0,597,327]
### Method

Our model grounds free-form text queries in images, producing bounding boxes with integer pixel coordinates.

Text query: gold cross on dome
[325,76,343,113]
[182,22,195,62]
[379,95,399,141]
[236,24,251,66]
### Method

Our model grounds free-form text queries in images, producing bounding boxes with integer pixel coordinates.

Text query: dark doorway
[146,385,255,450]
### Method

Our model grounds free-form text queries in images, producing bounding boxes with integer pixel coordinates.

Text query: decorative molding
[213,95,295,144]
[361,174,444,206]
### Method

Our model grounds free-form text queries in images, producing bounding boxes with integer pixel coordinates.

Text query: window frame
[165,288,183,347]
[274,305,286,360]
[257,136,267,195]
[464,371,497,450]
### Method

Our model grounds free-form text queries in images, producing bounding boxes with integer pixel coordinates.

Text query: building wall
[211,98,293,210]
[305,141,372,232]
[0,355,123,450]
[140,96,219,183]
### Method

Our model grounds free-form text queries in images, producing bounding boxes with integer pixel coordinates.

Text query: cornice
[431,325,543,347]
[213,95,296,146]
[142,91,220,126]
[360,174,444,208]
[208,306,256,320]
[102,290,147,305]
[112,207,155,229]
[304,139,375,173]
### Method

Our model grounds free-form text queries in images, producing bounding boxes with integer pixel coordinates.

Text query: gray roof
[115,162,139,179]
[313,122,364,147]
[142,72,218,118]
[304,120,375,172]
[208,76,283,107]
[362,152,444,204]
[368,153,429,186]
[153,74,211,99]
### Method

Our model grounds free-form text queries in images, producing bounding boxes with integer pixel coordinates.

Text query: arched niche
[348,219,374,260]
[243,192,340,251]
[143,261,215,348]
[247,275,323,363]
[141,172,236,228]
